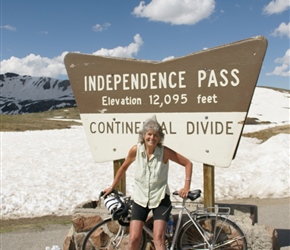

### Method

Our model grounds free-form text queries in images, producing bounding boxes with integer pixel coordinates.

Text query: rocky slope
[0,73,76,114]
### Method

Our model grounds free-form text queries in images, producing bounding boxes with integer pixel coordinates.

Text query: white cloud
[1,34,143,78]
[132,0,215,25]
[162,56,175,61]
[92,22,111,32]
[92,34,143,57]
[266,49,290,77]
[263,0,290,15]
[0,25,16,31]
[0,52,68,78]
[271,22,290,38]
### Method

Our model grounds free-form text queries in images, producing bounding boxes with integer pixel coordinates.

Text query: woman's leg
[129,220,145,250]
[151,195,172,250]
[153,219,167,250]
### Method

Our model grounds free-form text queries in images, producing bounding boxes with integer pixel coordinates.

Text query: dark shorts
[131,194,172,222]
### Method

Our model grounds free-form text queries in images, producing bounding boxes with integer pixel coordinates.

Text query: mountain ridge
[0,72,76,114]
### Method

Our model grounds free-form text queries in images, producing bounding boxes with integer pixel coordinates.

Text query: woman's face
[144,129,160,147]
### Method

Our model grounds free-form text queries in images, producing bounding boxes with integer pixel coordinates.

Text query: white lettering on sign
[197,69,240,87]
[149,93,188,108]
[102,96,142,106]
[197,94,218,104]
[83,69,242,112]
[84,71,186,91]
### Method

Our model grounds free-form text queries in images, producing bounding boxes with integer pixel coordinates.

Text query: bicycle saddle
[173,189,202,201]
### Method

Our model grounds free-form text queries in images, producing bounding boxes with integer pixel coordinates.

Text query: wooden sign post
[113,159,126,194]
[64,36,267,201]
[204,164,215,208]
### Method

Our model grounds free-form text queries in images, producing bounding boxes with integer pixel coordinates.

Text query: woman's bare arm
[164,146,193,198]
[103,145,137,196]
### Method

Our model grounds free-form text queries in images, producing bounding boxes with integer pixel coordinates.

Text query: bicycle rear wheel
[82,217,147,250]
[177,215,247,249]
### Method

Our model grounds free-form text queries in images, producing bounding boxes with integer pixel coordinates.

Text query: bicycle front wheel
[82,217,147,250]
[177,215,247,249]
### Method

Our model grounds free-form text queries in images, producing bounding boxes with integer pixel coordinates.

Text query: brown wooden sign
[64,36,267,167]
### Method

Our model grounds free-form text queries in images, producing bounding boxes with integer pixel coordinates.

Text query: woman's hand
[178,187,190,199]
[103,186,114,197]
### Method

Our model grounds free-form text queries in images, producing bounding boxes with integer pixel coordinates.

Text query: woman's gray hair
[138,116,165,145]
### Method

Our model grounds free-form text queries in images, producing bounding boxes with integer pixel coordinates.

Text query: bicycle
[82,189,247,249]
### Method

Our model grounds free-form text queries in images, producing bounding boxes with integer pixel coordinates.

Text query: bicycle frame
[95,191,246,250]
[142,198,233,250]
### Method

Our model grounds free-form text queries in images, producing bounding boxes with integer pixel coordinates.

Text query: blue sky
[1,0,289,89]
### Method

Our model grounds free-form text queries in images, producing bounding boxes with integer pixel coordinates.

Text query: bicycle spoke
[210,217,246,249]
[177,215,247,250]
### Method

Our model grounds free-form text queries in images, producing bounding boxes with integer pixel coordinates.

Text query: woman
[103,116,192,250]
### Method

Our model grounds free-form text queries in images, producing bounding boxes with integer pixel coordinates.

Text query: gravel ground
[0,224,71,250]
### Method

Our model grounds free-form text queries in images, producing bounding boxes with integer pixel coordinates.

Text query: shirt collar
[139,143,162,159]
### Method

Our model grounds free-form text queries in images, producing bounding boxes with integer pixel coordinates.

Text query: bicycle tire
[82,217,147,250]
[177,215,247,250]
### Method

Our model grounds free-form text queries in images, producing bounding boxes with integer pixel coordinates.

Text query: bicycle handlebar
[99,189,201,219]
[100,189,129,220]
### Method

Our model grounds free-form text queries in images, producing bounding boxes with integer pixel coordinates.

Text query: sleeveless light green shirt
[133,143,170,209]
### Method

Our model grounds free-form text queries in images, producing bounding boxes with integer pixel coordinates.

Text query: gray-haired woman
[104,116,192,250]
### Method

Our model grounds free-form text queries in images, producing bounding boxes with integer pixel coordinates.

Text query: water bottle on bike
[166,213,174,237]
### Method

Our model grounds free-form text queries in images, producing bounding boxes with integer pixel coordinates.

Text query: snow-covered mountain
[0,72,76,114]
